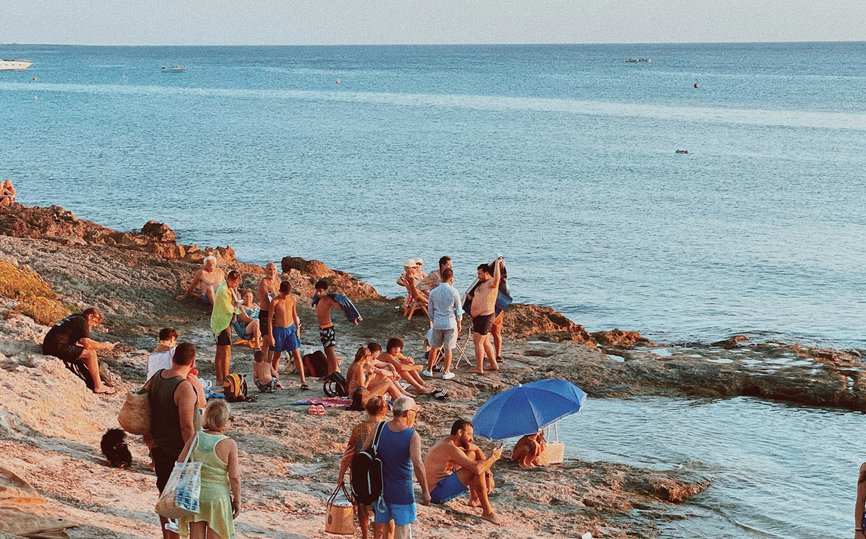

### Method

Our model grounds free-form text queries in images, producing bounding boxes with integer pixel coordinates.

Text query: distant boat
[161,66,186,73]
[626,58,652,63]
[0,60,32,71]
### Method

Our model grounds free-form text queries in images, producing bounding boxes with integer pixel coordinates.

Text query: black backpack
[303,351,329,378]
[351,421,386,505]
[323,371,348,398]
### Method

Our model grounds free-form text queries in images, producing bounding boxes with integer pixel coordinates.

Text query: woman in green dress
[177,400,241,538]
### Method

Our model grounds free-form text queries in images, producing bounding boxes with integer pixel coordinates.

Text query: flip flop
[315,405,326,415]
[433,389,448,400]
[307,405,318,415]
[93,387,117,395]
[300,383,310,390]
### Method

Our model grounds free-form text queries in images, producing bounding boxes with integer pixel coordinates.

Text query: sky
[2,0,865,46]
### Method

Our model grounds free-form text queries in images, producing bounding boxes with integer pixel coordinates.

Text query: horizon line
[4,39,866,48]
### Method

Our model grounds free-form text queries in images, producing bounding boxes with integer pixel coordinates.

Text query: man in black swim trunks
[42,307,118,394]
[469,258,502,374]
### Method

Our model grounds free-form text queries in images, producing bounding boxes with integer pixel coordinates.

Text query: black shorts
[216,328,231,346]
[259,310,270,335]
[472,314,495,336]
[43,343,85,363]
[152,446,181,494]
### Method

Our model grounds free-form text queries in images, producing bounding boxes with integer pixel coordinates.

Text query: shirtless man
[424,419,503,526]
[314,279,358,375]
[0,179,16,207]
[176,256,226,305]
[257,262,280,370]
[470,257,502,374]
[378,338,436,395]
[268,281,308,389]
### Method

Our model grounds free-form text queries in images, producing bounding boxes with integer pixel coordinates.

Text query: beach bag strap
[372,421,386,452]
[328,482,353,505]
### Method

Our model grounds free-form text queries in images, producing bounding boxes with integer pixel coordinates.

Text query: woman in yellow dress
[178,400,241,538]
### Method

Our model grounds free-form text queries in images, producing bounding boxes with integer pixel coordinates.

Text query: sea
[2,43,865,537]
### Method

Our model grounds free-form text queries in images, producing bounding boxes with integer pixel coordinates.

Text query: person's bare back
[270,294,295,328]
[425,438,462,485]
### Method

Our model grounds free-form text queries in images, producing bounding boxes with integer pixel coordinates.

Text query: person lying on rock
[424,419,504,526]
[511,430,547,468]
[379,338,437,395]
[42,307,118,395]
[176,255,225,305]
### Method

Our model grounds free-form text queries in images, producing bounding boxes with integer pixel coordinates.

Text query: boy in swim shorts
[253,349,281,392]
[269,280,308,390]
[314,279,343,375]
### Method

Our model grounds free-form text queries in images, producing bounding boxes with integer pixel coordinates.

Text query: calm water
[561,397,860,538]
[1,43,866,349]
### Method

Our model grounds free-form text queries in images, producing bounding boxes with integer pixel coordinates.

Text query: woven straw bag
[118,388,151,435]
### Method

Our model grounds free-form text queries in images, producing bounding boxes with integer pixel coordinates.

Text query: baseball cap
[404,258,416,268]
[393,396,419,413]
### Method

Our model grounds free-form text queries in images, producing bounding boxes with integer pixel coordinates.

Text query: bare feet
[470,368,485,374]
[468,499,482,508]
[481,512,504,526]
[93,387,117,395]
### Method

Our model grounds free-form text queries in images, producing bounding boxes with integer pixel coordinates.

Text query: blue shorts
[430,472,469,504]
[231,320,251,339]
[271,325,300,353]
[374,502,416,526]
[201,292,211,305]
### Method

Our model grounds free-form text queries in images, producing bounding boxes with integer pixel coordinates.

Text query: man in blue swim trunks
[423,419,504,526]
[362,396,430,539]
[268,281,308,390]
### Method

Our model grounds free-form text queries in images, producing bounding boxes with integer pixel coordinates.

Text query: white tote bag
[155,433,202,519]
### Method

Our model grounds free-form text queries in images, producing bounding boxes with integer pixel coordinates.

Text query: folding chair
[453,322,475,369]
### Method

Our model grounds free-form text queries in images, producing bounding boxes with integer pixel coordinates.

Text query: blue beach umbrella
[470,378,587,440]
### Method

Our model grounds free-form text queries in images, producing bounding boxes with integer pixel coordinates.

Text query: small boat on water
[161,66,186,73]
[626,57,652,63]
[0,60,32,71]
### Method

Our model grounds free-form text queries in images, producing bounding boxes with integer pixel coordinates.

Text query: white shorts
[430,328,457,350]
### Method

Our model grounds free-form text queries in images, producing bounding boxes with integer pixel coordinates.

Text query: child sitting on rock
[253,349,281,392]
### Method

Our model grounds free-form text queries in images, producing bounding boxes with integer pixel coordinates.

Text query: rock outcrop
[0,204,234,265]
[280,256,381,301]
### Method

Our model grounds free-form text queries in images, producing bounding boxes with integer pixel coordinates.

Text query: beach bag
[117,387,151,435]
[324,483,355,536]
[350,421,386,505]
[223,373,248,402]
[303,351,328,378]
[322,372,348,398]
[155,432,202,519]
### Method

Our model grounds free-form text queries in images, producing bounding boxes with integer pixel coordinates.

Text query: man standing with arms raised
[211,270,242,386]
[470,257,502,374]
[257,262,280,370]
[423,267,462,380]
[362,396,430,539]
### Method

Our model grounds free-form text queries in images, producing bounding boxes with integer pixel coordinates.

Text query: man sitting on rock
[0,178,16,207]
[176,256,225,305]
[424,419,503,525]
[42,307,118,394]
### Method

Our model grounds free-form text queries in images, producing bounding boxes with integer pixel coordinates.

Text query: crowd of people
[39,251,523,538]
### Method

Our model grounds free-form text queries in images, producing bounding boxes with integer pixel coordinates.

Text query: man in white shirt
[422,268,462,380]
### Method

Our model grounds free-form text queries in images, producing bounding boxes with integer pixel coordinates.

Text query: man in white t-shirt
[147,328,178,381]
[423,268,462,380]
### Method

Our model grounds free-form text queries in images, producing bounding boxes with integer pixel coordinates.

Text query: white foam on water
[4,82,866,131]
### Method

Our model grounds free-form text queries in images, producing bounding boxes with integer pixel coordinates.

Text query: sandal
[315,405,326,415]
[300,383,310,390]
[307,405,318,415]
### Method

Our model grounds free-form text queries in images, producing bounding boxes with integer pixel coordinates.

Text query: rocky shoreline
[0,202,859,538]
